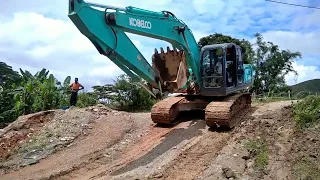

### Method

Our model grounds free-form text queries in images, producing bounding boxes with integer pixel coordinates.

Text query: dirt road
[1,100,319,180]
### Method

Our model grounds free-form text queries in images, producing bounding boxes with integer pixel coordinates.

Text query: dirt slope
[1,100,319,180]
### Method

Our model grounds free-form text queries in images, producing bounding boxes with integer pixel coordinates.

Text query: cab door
[201,48,225,89]
[235,46,244,86]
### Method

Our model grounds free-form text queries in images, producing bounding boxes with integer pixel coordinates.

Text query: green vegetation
[0,65,80,126]
[76,92,99,108]
[245,139,269,171]
[0,62,156,126]
[92,74,156,112]
[293,156,320,180]
[198,33,254,64]
[291,79,320,94]
[292,95,320,129]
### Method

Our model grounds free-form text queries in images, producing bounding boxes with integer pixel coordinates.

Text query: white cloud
[27,45,54,58]
[192,0,225,17]
[285,62,320,85]
[261,30,320,56]
[89,64,122,78]
[0,0,319,91]
[0,12,71,45]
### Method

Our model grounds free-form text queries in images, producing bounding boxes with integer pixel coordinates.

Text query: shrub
[292,95,320,128]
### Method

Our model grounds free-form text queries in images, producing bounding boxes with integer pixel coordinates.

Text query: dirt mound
[85,104,112,114]
[0,110,55,160]
[0,104,121,174]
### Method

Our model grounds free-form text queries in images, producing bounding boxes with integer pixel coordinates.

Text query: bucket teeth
[160,47,164,53]
[173,48,178,55]
[153,46,182,55]
[167,46,171,52]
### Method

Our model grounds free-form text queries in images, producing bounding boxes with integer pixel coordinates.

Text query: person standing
[69,77,84,106]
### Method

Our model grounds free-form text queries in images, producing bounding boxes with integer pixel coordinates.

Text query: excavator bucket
[150,46,209,125]
[151,46,189,93]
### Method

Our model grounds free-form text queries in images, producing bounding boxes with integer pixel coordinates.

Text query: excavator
[68,0,254,129]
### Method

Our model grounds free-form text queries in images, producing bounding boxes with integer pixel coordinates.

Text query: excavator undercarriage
[151,93,252,128]
[150,47,252,129]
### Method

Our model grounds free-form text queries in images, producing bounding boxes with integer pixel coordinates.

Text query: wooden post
[288,90,291,99]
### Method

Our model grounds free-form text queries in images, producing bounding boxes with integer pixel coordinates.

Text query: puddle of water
[111,111,206,176]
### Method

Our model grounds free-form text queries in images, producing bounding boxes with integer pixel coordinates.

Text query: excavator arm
[68,0,201,97]
[69,0,255,129]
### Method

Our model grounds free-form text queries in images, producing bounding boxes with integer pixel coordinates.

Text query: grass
[292,95,320,129]
[245,139,269,171]
[293,156,320,180]
[252,96,295,104]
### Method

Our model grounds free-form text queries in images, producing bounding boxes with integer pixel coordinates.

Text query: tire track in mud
[96,111,236,180]
[158,108,257,180]
[104,108,255,180]
[89,111,210,180]
[60,124,177,180]
[111,120,206,176]
[160,131,231,180]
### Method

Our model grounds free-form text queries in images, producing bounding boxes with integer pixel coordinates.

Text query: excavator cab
[199,43,252,96]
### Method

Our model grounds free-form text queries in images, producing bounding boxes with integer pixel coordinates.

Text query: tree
[92,84,115,101]
[59,76,72,107]
[76,91,99,108]
[252,33,301,94]
[198,33,255,64]
[93,74,156,111]
[0,62,21,88]
[13,68,64,115]
[0,62,21,125]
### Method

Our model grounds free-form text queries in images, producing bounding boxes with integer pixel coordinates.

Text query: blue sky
[0,0,319,90]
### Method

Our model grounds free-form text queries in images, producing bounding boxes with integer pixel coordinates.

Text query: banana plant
[34,68,49,83]
[0,62,21,88]
[58,76,71,107]
[13,69,62,114]
[13,78,37,115]
[38,74,61,110]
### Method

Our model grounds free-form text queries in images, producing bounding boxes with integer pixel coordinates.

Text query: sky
[0,0,319,90]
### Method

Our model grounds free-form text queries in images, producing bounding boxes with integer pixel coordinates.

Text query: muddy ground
[0,100,319,180]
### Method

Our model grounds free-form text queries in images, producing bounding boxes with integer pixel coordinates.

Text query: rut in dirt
[111,110,207,176]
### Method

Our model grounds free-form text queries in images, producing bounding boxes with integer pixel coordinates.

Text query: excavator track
[205,92,252,129]
[151,96,208,124]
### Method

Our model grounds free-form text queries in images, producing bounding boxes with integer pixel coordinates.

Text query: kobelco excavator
[68,0,254,128]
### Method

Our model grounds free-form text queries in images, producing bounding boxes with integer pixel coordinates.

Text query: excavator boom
[68,0,201,97]
[68,0,254,129]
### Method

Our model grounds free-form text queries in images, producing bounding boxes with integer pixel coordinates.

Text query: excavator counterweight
[68,0,255,129]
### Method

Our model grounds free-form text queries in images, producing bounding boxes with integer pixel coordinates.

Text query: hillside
[291,79,320,94]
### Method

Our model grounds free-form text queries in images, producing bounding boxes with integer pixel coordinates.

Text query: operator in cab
[69,77,84,107]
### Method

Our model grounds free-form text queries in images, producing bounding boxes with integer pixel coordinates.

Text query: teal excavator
[68,0,254,128]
